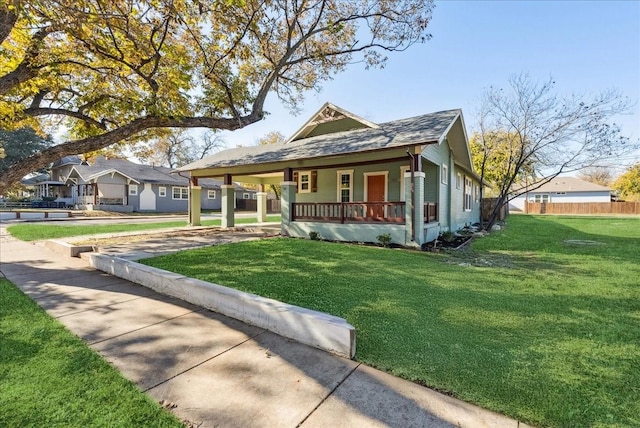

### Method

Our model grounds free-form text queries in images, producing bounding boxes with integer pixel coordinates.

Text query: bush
[376,233,392,247]
[308,231,321,241]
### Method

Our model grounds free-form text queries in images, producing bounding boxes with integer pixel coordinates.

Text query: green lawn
[141,215,640,428]
[0,278,183,427]
[6,215,281,241]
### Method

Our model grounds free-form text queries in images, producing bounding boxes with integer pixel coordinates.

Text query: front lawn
[0,278,183,427]
[6,215,281,241]
[142,215,640,427]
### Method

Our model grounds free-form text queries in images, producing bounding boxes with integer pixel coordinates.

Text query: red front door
[366,175,385,218]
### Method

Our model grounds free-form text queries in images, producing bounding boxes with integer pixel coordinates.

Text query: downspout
[406,150,415,242]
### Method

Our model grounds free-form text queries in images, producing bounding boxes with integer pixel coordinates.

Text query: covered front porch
[186,147,441,246]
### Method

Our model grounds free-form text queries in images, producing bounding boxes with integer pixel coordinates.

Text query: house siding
[510,190,611,212]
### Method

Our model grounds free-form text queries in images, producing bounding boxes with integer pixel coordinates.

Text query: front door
[366,174,386,218]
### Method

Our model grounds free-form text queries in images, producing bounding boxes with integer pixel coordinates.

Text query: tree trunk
[0,113,263,195]
[484,194,509,231]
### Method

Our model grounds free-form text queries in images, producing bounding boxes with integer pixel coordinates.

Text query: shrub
[376,233,392,247]
[308,231,321,241]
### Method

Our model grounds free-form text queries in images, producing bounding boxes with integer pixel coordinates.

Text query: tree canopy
[472,74,636,229]
[0,0,433,193]
[0,127,54,173]
[613,163,640,201]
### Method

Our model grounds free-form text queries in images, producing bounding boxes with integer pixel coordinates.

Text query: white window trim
[128,184,138,196]
[399,166,410,202]
[363,171,389,202]
[464,176,473,211]
[336,169,354,202]
[158,186,166,197]
[298,170,312,193]
[172,186,188,200]
[441,164,448,185]
[243,193,250,199]
[252,193,257,199]
[207,190,216,199]
[456,172,462,189]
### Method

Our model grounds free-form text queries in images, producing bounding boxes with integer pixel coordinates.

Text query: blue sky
[216,0,640,172]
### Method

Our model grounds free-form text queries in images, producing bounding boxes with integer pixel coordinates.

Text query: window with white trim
[399,166,410,201]
[337,170,353,202]
[298,171,311,193]
[464,176,472,211]
[243,193,250,199]
[129,184,138,196]
[474,184,479,202]
[172,186,188,200]
[534,194,550,203]
[456,173,462,189]
[207,190,216,199]
[159,187,166,197]
[252,193,257,199]
[441,164,448,185]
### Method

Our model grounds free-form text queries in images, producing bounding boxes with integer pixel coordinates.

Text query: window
[252,193,257,200]
[299,171,311,193]
[172,186,188,200]
[159,187,167,197]
[399,166,410,201]
[441,164,448,185]
[534,194,550,203]
[464,176,472,211]
[474,184,480,202]
[337,170,353,202]
[207,190,216,199]
[456,173,462,189]
[555,192,566,195]
[243,193,250,199]
[129,184,138,196]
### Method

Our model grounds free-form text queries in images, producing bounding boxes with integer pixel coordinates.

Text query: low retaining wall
[83,253,356,358]
[45,240,94,258]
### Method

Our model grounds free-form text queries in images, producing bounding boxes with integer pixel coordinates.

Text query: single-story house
[176,103,482,246]
[509,177,612,212]
[28,156,257,213]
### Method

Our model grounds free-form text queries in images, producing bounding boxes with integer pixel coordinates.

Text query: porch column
[221,185,235,228]
[189,186,202,226]
[257,184,267,223]
[404,171,426,246]
[280,183,296,237]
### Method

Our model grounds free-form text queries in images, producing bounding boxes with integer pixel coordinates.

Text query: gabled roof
[525,177,611,193]
[51,155,82,168]
[177,108,463,172]
[287,102,380,142]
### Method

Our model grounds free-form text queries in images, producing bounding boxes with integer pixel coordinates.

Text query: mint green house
[177,103,481,246]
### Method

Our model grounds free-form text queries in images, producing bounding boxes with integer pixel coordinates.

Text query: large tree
[0,127,54,173]
[0,0,433,193]
[472,74,636,229]
[577,166,613,187]
[133,129,224,168]
[613,163,640,201]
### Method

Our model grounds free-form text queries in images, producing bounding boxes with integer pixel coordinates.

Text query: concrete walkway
[0,227,530,428]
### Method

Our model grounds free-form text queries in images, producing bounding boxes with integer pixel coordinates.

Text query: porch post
[280,168,296,236]
[256,184,267,223]
[189,183,202,227]
[221,185,235,228]
[405,171,426,246]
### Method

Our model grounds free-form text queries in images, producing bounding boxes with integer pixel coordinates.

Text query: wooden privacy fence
[525,201,640,215]
[482,198,508,222]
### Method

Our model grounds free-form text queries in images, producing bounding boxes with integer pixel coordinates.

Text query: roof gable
[287,102,379,142]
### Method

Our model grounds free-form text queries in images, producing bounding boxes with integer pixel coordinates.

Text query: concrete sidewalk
[0,228,530,428]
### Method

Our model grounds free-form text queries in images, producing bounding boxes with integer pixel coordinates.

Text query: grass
[0,278,183,427]
[6,215,281,241]
[141,215,640,427]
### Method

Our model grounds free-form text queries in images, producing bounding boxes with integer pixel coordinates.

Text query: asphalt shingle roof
[177,109,461,172]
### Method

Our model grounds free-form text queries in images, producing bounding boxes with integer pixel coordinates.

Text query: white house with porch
[177,103,482,246]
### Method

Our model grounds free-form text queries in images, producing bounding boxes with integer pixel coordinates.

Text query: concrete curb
[45,240,95,257]
[82,252,356,359]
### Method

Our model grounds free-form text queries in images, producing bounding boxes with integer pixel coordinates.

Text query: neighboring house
[509,177,612,212]
[25,156,257,212]
[177,103,482,246]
